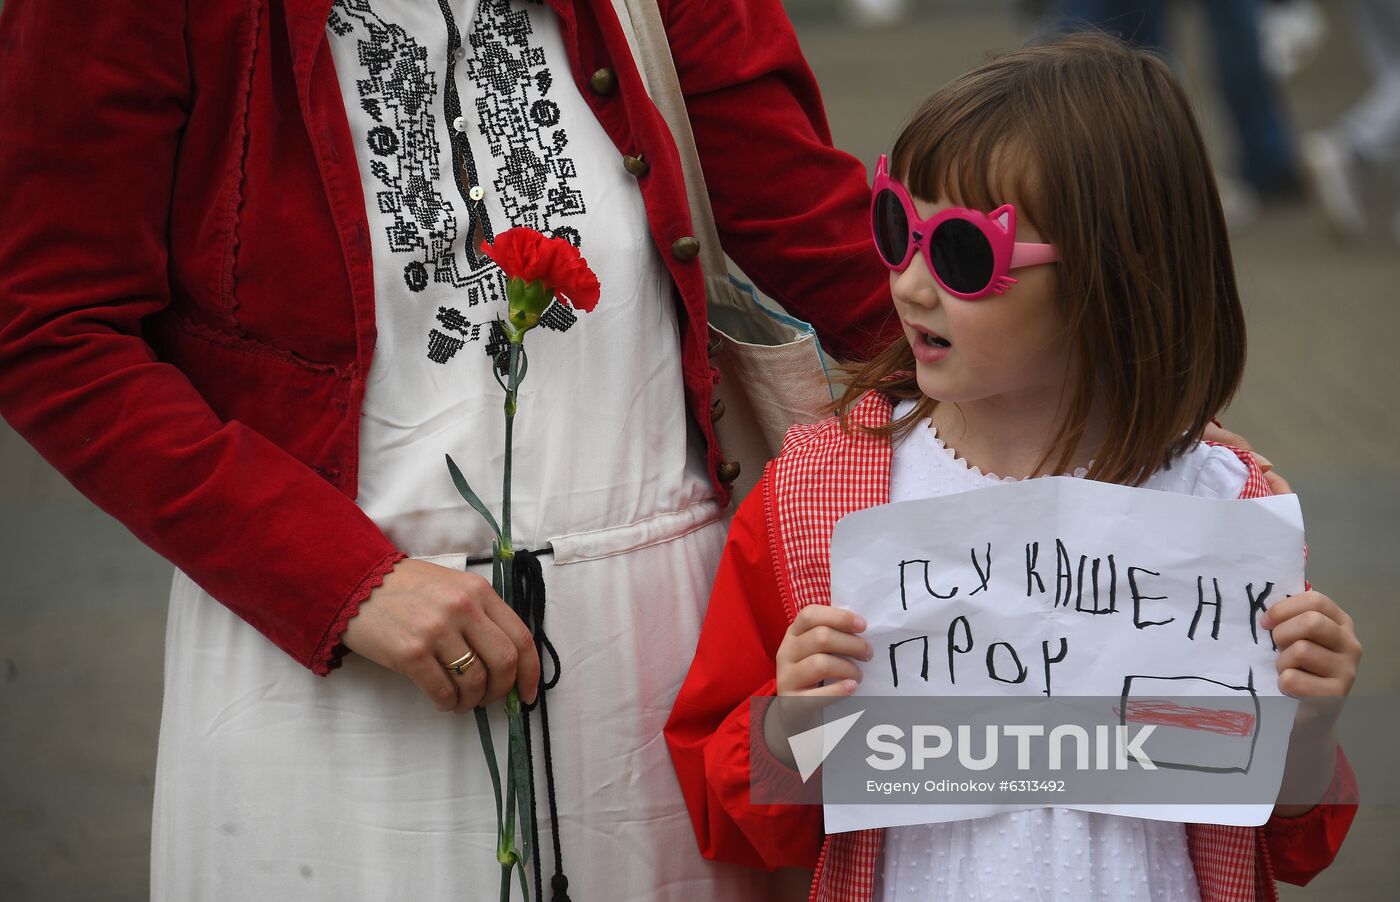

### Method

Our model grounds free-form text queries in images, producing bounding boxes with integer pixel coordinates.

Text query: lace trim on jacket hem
[312,550,408,675]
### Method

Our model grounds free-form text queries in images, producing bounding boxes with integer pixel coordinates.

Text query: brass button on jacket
[710,398,726,423]
[716,460,742,484]
[589,68,617,95]
[672,236,701,261]
[622,154,650,177]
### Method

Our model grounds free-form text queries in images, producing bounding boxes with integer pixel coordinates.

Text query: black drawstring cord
[508,549,570,902]
[461,544,553,569]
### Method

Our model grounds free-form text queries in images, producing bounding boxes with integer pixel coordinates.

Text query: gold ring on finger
[442,650,478,675]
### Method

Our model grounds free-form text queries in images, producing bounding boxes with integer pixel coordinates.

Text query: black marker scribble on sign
[1055,539,1073,607]
[986,641,1028,684]
[1026,542,1046,597]
[1117,670,1261,775]
[947,615,973,685]
[1189,576,1223,640]
[899,559,958,610]
[1041,637,1069,697]
[1074,553,1118,615]
[969,544,992,596]
[1128,566,1174,629]
[889,635,930,689]
[1247,582,1277,650]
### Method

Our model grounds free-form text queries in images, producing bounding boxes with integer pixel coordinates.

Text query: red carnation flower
[481,227,601,313]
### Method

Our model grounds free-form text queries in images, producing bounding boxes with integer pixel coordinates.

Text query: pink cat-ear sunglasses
[870,154,1060,300]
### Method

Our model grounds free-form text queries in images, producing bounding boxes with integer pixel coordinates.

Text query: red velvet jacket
[0,0,895,673]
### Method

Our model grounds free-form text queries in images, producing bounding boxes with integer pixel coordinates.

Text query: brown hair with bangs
[839,33,1246,486]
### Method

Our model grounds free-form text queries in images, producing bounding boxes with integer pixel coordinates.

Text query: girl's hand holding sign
[775,605,873,698]
[1261,590,1363,699]
[1263,590,1362,817]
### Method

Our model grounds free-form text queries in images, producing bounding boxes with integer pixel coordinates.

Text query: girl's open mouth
[909,325,952,363]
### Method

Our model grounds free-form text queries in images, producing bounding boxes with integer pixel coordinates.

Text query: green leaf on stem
[474,707,505,825]
[506,689,533,869]
[515,854,532,902]
[502,758,517,862]
[446,454,502,538]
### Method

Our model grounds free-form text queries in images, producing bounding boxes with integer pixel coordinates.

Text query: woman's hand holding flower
[344,559,540,714]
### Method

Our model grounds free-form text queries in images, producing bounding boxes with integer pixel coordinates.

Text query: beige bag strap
[609,0,732,287]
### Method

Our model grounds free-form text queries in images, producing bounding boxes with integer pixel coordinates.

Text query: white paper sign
[825,477,1304,832]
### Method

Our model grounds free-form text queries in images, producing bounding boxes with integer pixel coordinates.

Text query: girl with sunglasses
[666,33,1360,902]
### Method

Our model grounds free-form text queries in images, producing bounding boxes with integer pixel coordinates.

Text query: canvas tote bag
[610,0,835,503]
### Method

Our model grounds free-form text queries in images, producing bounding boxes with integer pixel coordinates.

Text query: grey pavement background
[2,1,1397,900]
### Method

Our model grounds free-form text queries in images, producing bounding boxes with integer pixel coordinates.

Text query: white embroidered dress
[150,2,763,899]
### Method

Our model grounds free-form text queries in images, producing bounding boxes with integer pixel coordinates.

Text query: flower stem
[501,337,520,557]
[494,335,530,900]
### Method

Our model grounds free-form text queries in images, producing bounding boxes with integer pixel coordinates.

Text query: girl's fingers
[1277,667,1348,698]
[1262,469,1293,496]
[786,680,861,699]
[1261,591,1352,631]
[1276,641,1357,693]
[1269,609,1348,653]
[1201,421,1251,450]
[1265,593,1362,700]
[793,624,874,662]
[796,653,864,689]
[792,604,867,637]
[777,607,871,689]
[777,649,866,696]
[1276,638,1332,675]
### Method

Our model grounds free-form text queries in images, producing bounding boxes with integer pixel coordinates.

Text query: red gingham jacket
[666,390,1358,902]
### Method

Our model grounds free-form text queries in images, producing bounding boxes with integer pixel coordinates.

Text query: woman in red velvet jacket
[0,0,892,678]
[0,0,896,897]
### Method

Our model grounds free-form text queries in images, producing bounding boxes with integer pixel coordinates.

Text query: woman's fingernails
[1254,453,1273,470]
[852,615,867,632]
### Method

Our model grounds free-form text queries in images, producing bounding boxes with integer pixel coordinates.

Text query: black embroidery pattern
[329,0,587,366]
[329,0,488,310]
[466,0,587,238]
[429,0,505,363]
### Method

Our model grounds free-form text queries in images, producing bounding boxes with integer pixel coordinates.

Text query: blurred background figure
[1261,0,1328,79]
[845,0,908,27]
[1053,0,1302,226]
[1300,0,1400,244]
